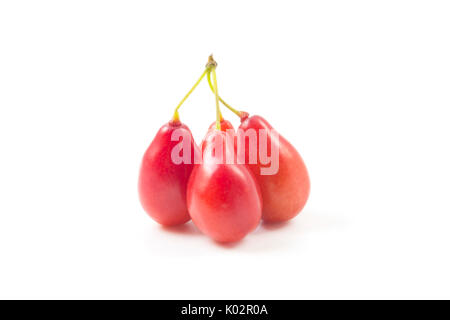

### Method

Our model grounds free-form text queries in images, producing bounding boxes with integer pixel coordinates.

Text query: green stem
[206,71,242,118]
[172,69,208,121]
[211,67,221,130]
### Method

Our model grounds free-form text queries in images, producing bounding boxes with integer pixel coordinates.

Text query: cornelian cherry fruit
[239,114,310,222]
[187,130,262,242]
[138,54,311,242]
[208,118,234,132]
[138,120,200,226]
[201,118,235,152]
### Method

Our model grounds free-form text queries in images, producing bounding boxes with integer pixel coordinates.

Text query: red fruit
[239,115,310,222]
[138,120,200,226]
[207,119,235,132]
[201,119,235,151]
[187,130,262,242]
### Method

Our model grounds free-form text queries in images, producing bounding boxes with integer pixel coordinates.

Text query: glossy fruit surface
[138,120,200,226]
[239,115,310,222]
[201,119,235,152]
[207,119,235,132]
[187,130,262,242]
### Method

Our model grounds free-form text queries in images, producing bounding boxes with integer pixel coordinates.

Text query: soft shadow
[160,221,201,236]
[239,211,348,252]
[153,211,347,252]
[256,211,347,235]
[213,239,246,249]
[261,220,291,231]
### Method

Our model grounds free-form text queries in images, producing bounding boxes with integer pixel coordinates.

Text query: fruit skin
[138,120,200,226]
[201,119,235,152]
[239,115,310,222]
[207,119,235,132]
[187,130,262,242]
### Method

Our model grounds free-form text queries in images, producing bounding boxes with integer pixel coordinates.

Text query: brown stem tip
[206,54,217,69]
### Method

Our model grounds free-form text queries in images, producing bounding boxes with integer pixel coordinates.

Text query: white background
[1,1,449,299]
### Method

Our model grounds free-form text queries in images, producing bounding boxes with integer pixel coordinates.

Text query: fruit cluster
[138,56,310,243]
